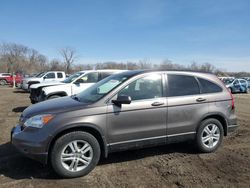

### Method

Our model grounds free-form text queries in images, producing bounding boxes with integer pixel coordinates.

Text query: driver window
[45,73,55,79]
[118,74,163,101]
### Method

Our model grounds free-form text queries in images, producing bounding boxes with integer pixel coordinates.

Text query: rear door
[107,73,167,151]
[166,74,209,141]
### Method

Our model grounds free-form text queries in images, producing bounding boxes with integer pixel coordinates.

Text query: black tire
[0,79,7,86]
[48,95,61,100]
[196,118,224,153]
[245,88,249,94]
[50,131,101,178]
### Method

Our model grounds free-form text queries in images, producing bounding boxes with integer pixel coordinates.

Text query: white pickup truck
[21,71,66,91]
[29,69,126,103]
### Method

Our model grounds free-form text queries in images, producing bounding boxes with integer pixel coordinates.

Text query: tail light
[216,76,235,110]
[229,90,235,110]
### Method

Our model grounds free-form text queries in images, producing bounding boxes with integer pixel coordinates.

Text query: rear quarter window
[198,78,222,94]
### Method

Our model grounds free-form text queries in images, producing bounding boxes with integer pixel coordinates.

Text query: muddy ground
[0,87,249,188]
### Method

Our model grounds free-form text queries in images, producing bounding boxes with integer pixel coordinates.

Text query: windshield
[223,79,234,85]
[76,73,131,103]
[37,72,46,78]
[62,72,85,83]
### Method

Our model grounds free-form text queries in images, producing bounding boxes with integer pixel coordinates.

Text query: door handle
[196,98,206,102]
[151,102,164,106]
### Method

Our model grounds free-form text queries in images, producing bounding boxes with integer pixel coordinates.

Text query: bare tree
[138,59,152,69]
[50,59,64,71]
[0,42,28,73]
[60,47,77,74]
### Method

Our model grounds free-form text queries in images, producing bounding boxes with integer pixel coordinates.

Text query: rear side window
[198,78,222,94]
[168,74,200,97]
[57,73,63,78]
[2,73,11,76]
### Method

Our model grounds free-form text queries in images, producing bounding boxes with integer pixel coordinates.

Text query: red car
[0,73,23,86]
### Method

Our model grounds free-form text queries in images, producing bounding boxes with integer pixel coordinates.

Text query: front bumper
[29,90,46,103]
[11,125,49,164]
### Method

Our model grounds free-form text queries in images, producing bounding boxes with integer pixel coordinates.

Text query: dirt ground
[0,87,249,188]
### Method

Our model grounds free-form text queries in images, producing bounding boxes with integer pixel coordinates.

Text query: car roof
[82,69,127,73]
[114,69,215,77]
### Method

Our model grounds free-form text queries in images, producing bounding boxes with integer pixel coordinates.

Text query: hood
[23,77,41,82]
[30,81,65,89]
[22,96,89,118]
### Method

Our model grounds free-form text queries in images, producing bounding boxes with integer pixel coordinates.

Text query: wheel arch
[198,113,228,136]
[47,124,108,164]
[47,91,68,98]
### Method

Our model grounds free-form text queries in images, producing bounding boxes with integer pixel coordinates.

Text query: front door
[107,73,167,151]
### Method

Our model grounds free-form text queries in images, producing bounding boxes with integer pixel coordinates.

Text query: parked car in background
[241,77,250,88]
[11,70,237,178]
[0,73,23,86]
[224,78,249,93]
[218,77,235,82]
[0,73,12,85]
[21,71,66,91]
[29,69,126,103]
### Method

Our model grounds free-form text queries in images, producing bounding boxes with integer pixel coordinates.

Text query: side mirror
[112,95,132,105]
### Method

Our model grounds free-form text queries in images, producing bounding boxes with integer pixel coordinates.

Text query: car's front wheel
[196,118,223,153]
[50,131,101,178]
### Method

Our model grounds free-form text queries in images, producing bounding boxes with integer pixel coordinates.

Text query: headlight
[24,114,54,128]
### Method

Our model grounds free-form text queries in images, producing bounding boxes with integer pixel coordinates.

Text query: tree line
[0,42,249,77]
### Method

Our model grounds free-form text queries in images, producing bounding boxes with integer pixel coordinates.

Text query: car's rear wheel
[196,118,223,153]
[50,131,100,178]
[0,79,7,86]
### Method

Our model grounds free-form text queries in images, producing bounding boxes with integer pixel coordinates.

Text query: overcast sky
[0,0,250,71]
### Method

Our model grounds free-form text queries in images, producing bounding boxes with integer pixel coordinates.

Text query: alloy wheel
[201,124,220,149]
[60,140,93,172]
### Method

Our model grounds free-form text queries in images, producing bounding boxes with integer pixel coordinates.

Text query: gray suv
[11,70,237,178]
